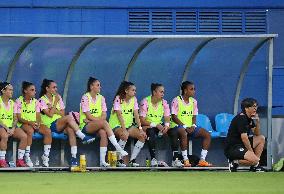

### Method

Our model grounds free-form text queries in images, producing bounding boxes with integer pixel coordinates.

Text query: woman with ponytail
[79,77,128,167]
[139,83,173,167]
[39,79,95,167]
[0,82,28,167]
[109,81,146,167]
[15,81,52,167]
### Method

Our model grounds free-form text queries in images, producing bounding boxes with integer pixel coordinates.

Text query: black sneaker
[228,160,239,172]
[250,165,266,172]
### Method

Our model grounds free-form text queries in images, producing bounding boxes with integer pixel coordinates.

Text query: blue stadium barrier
[196,114,220,138]
[215,113,234,137]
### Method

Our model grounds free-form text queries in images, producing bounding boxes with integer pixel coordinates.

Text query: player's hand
[8,128,15,136]
[162,126,169,134]
[139,130,147,139]
[186,126,195,134]
[156,124,164,131]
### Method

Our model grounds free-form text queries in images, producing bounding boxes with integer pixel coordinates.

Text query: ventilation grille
[128,10,267,34]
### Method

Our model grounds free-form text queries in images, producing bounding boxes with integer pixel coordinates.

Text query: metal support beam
[181,38,215,83]
[6,37,38,82]
[124,38,156,81]
[267,38,274,169]
[233,38,269,114]
[63,38,97,104]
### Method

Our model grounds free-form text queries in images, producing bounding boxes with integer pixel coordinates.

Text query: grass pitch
[0,171,283,194]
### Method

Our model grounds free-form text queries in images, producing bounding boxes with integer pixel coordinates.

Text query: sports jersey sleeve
[39,98,48,111]
[14,99,21,114]
[139,98,148,117]
[113,96,122,111]
[35,100,41,113]
[101,96,107,112]
[81,95,90,113]
[162,99,170,117]
[58,95,65,110]
[134,97,139,110]
[193,98,198,115]
[171,97,179,115]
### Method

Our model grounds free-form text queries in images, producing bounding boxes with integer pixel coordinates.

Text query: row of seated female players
[0,77,212,168]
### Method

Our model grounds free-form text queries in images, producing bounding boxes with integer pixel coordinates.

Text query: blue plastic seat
[196,114,220,138]
[215,113,234,137]
[32,132,43,139]
[52,132,68,140]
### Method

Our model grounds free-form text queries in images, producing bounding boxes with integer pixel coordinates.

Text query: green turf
[0,171,283,194]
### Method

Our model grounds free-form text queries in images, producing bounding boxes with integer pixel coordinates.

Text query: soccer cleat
[0,159,8,168]
[172,158,183,168]
[82,136,96,144]
[116,159,127,167]
[129,159,140,167]
[25,157,34,167]
[198,160,213,167]
[41,154,50,167]
[71,157,78,167]
[250,165,266,172]
[151,158,158,167]
[228,160,239,172]
[100,162,110,168]
[158,161,169,167]
[117,149,128,157]
[183,159,191,167]
[273,158,284,172]
[16,159,27,167]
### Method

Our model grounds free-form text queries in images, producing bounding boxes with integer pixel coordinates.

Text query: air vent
[128,11,150,33]
[176,11,197,33]
[152,11,173,33]
[222,11,242,33]
[199,11,220,33]
[245,11,266,33]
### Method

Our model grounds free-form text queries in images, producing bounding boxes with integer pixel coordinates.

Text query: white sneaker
[100,162,110,168]
[117,159,127,167]
[129,159,140,167]
[41,154,49,167]
[25,157,34,167]
[151,158,158,167]
[118,150,128,157]
[172,158,183,168]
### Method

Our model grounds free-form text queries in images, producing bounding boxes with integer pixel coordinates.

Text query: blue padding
[215,113,234,137]
[52,132,68,140]
[32,132,43,139]
[196,114,220,138]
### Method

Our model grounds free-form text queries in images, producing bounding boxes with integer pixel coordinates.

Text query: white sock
[25,146,31,158]
[75,130,85,140]
[18,149,25,160]
[118,140,127,160]
[71,146,77,158]
[130,141,144,161]
[100,147,107,164]
[118,139,127,149]
[254,162,259,167]
[0,151,6,160]
[200,149,208,161]
[182,150,188,160]
[44,144,51,157]
[108,135,122,151]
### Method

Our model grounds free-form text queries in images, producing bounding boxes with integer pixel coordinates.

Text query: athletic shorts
[224,144,248,160]
[50,120,62,133]
[171,125,201,138]
[81,124,97,137]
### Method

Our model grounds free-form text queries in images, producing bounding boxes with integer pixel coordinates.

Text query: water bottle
[145,158,150,167]
[80,155,87,172]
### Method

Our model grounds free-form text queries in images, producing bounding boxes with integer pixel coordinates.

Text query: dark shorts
[224,144,248,160]
[81,124,98,137]
[172,125,201,138]
[50,120,62,133]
